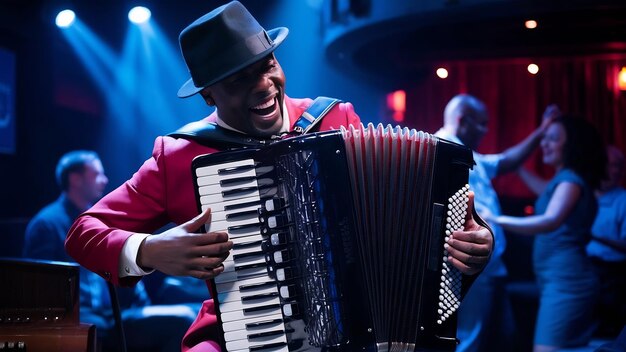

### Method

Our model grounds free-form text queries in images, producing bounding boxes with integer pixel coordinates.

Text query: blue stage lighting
[55,9,76,28]
[128,6,151,24]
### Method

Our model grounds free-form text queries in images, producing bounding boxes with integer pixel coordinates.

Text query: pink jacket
[65,96,361,351]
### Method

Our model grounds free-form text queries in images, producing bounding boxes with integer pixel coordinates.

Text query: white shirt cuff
[119,233,155,277]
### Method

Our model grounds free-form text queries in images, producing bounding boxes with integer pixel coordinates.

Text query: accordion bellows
[192,123,475,352]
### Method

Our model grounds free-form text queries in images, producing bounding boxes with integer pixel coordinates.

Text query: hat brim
[177,27,289,98]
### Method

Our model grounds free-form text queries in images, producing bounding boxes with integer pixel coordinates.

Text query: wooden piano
[0,258,95,351]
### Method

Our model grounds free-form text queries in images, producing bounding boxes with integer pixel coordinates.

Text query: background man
[435,94,558,352]
[24,150,196,352]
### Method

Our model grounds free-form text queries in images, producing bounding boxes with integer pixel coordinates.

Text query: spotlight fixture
[55,9,76,28]
[527,63,539,75]
[128,6,151,24]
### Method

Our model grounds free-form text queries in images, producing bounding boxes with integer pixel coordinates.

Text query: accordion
[192,124,474,352]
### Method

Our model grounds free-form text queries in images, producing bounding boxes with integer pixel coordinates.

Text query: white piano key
[218,284,278,303]
[231,234,264,245]
[230,241,263,256]
[201,193,261,207]
[222,255,265,273]
[222,226,262,239]
[225,332,287,351]
[208,218,260,233]
[207,206,260,223]
[222,312,284,333]
[230,346,289,352]
[195,159,255,177]
[198,183,260,200]
[220,305,282,323]
[198,179,259,196]
[196,168,257,186]
[216,275,275,294]
[200,195,260,212]
[215,266,268,284]
[224,321,285,342]
[220,295,280,313]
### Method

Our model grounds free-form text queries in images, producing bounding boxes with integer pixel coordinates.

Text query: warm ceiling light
[528,63,539,75]
[619,67,626,91]
[387,90,406,122]
[436,68,449,79]
[525,20,538,29]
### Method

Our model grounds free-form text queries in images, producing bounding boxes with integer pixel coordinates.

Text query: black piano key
[217,164,255,175]
[233,239,264,249]
[233,250,265,260]
[241,292,279,302]
[220,175,257,186]
[248,329,285,340]
[229,222,261,232]
[235,262,268,271]
[223,186,259,197]
[224,199,262,211]
[239,281,276,291]
[226,209,260,220]
[243,303,281,314]
[249,342,288,352]
[245,318,283,329]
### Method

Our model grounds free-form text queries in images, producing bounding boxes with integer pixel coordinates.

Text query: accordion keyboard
[195,158,291,352]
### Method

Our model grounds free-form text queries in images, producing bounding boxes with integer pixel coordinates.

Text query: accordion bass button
[270,232,288,246]
[279,285,296,299]
[282,303,299,317]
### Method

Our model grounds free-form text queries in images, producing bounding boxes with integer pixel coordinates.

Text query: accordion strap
[167,121,270,149]
[166,96,342,149]
[292,96,342,134]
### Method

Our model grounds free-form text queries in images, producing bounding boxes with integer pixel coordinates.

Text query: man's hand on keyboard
[136,208,234,279]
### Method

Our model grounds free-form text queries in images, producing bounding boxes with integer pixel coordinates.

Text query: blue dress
[532,169,599,347]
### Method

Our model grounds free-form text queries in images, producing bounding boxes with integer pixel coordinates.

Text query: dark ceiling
[325,0,626,82]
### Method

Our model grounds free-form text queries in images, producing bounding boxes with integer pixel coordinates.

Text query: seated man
[24,150,197,352]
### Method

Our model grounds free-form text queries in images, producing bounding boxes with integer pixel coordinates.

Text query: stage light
[387,90,406,122]
[55,9,76,28]
[128,6,151,24]
[436,67,449,79]
[527,63,539,75]
[525,20,537,29]
[618,67,626,91]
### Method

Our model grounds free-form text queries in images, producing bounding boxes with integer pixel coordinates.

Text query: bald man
[435,94,558,352]
[587,145,626,337]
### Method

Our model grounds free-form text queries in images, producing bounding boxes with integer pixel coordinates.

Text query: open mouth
[250,97,278,117]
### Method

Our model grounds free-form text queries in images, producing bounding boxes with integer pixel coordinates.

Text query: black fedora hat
[177,1,288,98]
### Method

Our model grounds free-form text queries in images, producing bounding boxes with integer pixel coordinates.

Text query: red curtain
[400,55,626,198]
